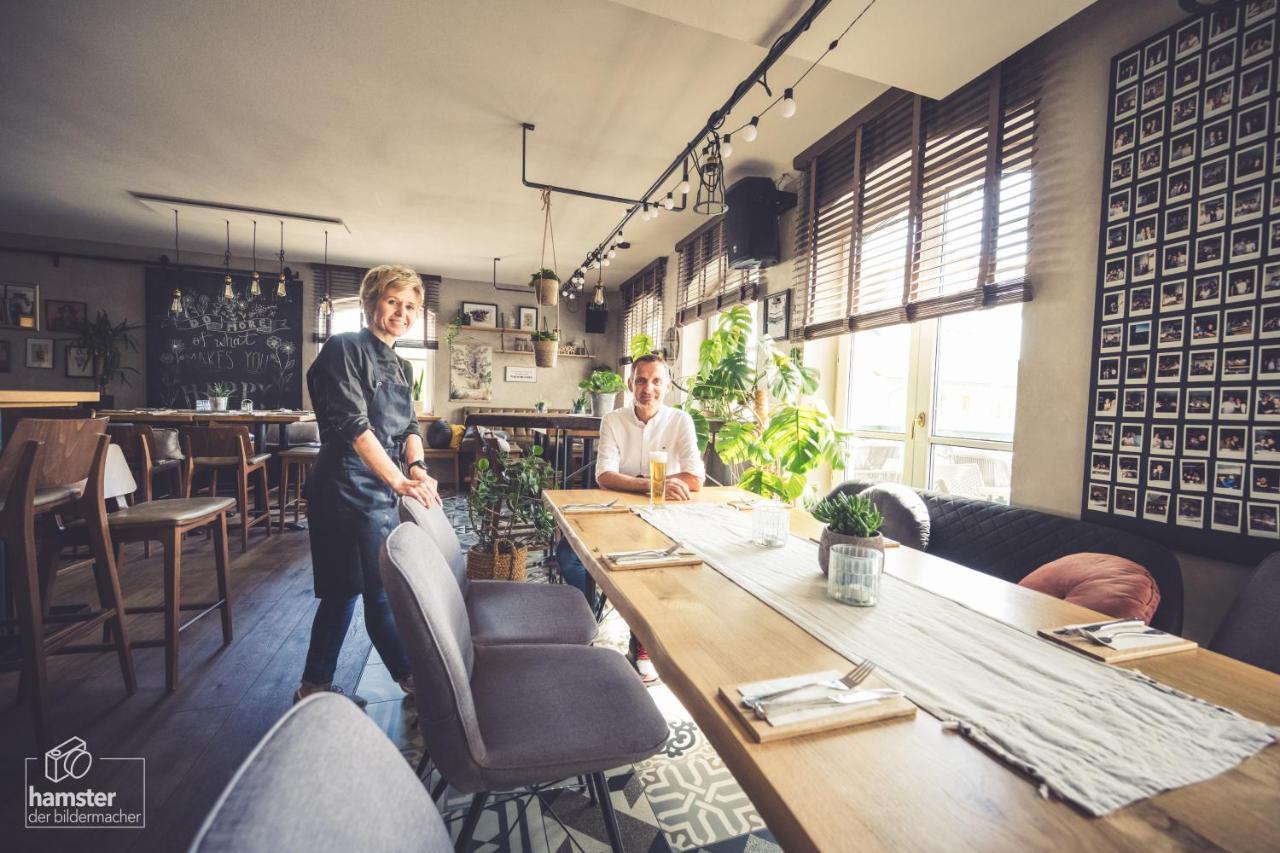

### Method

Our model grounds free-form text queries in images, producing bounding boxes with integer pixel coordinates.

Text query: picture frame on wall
[26,337,53,369]
[504,365,536,383]
[46,299,87,333]
[460,301,499,329]
[517,306,538,331]
[65,344,93,378]
[764,289,792,340]
[2,283,39,330]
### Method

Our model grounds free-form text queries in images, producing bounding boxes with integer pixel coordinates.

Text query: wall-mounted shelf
[498,348,594,359]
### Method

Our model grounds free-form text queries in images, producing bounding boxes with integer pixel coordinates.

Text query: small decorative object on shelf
[571,392,588,414]
[534,400,546,412]
[208,381,234,412]
[809,491,884,575]
[530,328,559,367]
[579,369,624,415]
[531,268,559,306]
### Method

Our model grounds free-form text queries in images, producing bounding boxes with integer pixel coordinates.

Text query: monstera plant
[678,304,848,501]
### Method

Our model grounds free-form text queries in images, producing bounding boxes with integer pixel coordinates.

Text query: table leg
[278,425,306,531]
[252,422,270,515]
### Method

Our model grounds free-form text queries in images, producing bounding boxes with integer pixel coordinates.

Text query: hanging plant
[531,268,559,306]
[535,187,562,309]
[530,328,559,368]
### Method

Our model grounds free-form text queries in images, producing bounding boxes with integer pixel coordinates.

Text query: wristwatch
[409,460,429,474]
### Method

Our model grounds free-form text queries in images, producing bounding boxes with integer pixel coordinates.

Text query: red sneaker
[634,643,659,684]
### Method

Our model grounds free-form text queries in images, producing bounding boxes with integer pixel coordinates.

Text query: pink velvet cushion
[1019,552,1161,624]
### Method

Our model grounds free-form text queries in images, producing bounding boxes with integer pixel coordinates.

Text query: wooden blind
[792,53,1039,339]
[620,257,667,363]
[674,217,762,327]
[314,264,441,349]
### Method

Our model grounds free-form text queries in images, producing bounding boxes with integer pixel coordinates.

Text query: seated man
[555,352,705,682]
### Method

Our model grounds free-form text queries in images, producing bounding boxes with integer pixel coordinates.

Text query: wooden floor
[0,526,368,852]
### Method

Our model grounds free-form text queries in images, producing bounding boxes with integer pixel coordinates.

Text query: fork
[609,541,685,560]
[746,659,877,706]
[562,498,619,510]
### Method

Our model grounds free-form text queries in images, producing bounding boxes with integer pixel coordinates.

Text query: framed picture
[765,289,792,340]
[517,306,538,332]
[26,337,54,369]
[0,340,10,373]
[2,283,39,330]
[65,344,93,378]
[460,301,499,329]
[504,365,536,383]
[45,299,87,333]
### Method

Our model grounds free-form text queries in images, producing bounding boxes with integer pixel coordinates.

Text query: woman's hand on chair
[396,472,440,507]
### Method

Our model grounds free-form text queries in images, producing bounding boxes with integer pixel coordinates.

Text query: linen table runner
[638,504,1277,816]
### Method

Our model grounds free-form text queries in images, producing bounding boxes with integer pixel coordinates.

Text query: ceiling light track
[520,123,689,211]
[129,192,350,233]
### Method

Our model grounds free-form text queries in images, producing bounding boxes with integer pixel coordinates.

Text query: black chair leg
[414,750,431,779]
[583,773,597,805]
[454,790,488,852]
[594,771,624,853]
[431,776,448,803]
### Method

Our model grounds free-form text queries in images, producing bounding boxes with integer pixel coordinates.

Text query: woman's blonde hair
[359,264,424,323]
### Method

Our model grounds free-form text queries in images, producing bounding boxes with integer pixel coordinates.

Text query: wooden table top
[0,390,100,409]
[546,486,1280,852]
[96,409,315,424]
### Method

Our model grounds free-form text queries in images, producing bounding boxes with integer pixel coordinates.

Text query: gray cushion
[109,497,235,527]
[858,483,931,551]
[398,497,467,590]
[151,428,184,461]
[467,581,598,646]
[189,694,451,853]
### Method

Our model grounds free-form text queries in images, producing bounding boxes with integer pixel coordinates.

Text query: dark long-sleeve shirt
[307,328,422,449]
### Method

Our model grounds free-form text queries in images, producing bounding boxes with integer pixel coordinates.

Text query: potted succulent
[531,268,560,306]
[69,310,140,409]
[809,491,885,575]
[207,382,234,412]
[465,445,556,581]
[579,369,624,415]
[530,328,559,367]
[412,370,427,415]
[571,392,588,414]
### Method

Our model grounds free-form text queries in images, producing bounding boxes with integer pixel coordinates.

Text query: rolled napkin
[737,671,903,726]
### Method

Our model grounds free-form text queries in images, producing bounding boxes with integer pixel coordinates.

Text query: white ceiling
[0,0,1092,288]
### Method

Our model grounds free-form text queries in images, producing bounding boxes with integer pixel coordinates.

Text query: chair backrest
[188,693,451,853]
[287,421,320,444]
[104,444,139,505]
[0,440,43,537]
[182,425,249,460]
[0,418,106,496]
[1210,551,1280,675]
[398,498,467,591]
[380,522,489,792]
[106,423,154,470]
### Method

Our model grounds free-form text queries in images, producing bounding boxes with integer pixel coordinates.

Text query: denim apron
[306,367,413,599]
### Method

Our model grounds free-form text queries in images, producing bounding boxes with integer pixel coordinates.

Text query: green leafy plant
[681,304,849,501]
[530,329,559,342]
[466,445,556,553]
[70,310,140,394]
[207,381,234,399]
[530,268,560,283]
[572,392,588,412]
[579,369,624,394]
[810,492,883,538]
[412,369,425,401]
[629,333,656,362]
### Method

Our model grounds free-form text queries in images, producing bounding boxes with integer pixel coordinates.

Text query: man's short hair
[631,352,669,373]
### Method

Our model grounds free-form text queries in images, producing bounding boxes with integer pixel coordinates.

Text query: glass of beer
[648,451,668,506]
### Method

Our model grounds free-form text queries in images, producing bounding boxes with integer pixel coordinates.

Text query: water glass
[827,544,884,607]
[648,451,668,507]
[751,500,790,547]
[240,398,254,412]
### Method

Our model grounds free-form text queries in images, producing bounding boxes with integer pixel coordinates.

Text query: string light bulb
[641,203,651,222]
[608,245,617,259]
[742,117,759,142]
[663,192,675,210]
[781,88,797,118]
[722,134,734,159]
[678,178,691,194]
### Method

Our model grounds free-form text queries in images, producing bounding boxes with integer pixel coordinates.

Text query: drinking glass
[240,398,254,412]
[751,500,790,547]
[648,451,668,506]
[827,544,884,606]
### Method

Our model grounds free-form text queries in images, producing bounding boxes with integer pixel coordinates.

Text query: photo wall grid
[1083,0,1280,563]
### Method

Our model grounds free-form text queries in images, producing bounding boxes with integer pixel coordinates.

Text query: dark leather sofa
[830,480,1184,634]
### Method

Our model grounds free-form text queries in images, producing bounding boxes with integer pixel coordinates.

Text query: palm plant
[70,310,140,395]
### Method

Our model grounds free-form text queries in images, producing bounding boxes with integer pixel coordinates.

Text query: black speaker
[725,177,796,270]
[585,305,608,333]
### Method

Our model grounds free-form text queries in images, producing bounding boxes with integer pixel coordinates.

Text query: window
[841,303,1022,503]
[675,217,762,327]
[619,258,667,363]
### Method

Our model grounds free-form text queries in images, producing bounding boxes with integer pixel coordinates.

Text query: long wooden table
[547,486,1280,852]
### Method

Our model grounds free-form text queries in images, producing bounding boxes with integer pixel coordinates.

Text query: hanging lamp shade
[694,140,728,215]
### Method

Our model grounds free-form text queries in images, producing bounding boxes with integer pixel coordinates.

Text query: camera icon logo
[44,736,93,783]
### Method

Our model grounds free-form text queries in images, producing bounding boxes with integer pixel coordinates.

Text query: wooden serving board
[1038,628,1198,663]
[598,551,703,571]
[561,504,633,515]
[718,680,917,743]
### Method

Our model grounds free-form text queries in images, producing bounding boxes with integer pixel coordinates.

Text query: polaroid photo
[1152,425,1178,455]
[1219,386,1253,419]
[1153,387,1181,418]
[1256,387,1280,419]
[1186,388,1216,420]
[1204,116,1233,155]
[1098,357,1121,385]
[1198,193,1228,230]
[1252,464,1280,498]
[1104,256,1127,287]
[1219,425,1250,458]
[1191,311,1221,347]
[1102,291,1125,320]
[1143,491,1171,523]
[1114,487,1139,517]
[1137,144,1163,178]
[1168,130,1197,168]
[1243,21,1275,64]
[1274,138,1280,169]
[1111,153,1134,187]
[1132,249,1157,281]
[1162,208,1189,243]
[1239,102,1270,143]
[1193,272,1222,306]
[1247,502,1280,538]
[1188,348,1218,380]
[1254,426,1280,458]
[1106,222,1129,254]
[1194,233,1223,268]
[1100,323,1124,352]
[1200,158,1228,194]
[1230,225,1263,262]
[1148,458,1174,487]
[1224,305,1256,340]
[1226,265,1258,300]
[1117,454,1141,481]
[1206,40,1237,80]
[1237,142,1268,180]
[1181,459,1209,492]
[1264,262,1280,294]
[1232,185,1265,222]
[1163,170,1188,205]
[1165,240,1191,273]
[1095,388,1119,416]
[1128,319,1152,350]
[1259,344,1280,378]
[1262,302,1280,337]
[1185,424,1212,456]
[1108,188,1131,221]
[1158,316,1185,348]
[1174,56,1201,94]
[1210,7,1239,43]
[1112,120,1136,153]
[1140,108,1166,142]
[1160,279,1187,309]
[1240,62,1272,105]
[1126,354,1150,382]
[1123,388,1148,416]
[1223,346,1255,379]
[1245,0,1277,25]
[1142,74,1168,109]
[1091,451,1114,481]
[1217,461,1248,495]
[1272,178,1280,213]
[1204,78,1234,118]
[1155,352,1183,384]
[1211,498,1243,533]
[1092,420,1116,449]
[1171,92,1199,129]
[1146,34,1171,70]
[1117,49,1141,84]
[1087,483,1111,512]
[1176,495,1204,528]
[1133,285,1155,312]
[1176,19,1204,58]
[1270,219,1280,253]
[1115,85,1138,119]
[1132,213,1158,245]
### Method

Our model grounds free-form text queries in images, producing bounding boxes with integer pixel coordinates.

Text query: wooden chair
[0,421,136,747]
[276,445,319,532]
[107,422,185,556]
[182,425,271,553]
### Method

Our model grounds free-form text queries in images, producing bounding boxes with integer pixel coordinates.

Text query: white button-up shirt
[595,404,705,483]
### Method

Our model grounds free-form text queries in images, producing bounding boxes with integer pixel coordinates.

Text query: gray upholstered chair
[189,693,451,853]
[1210,551,1280,675]
[380,522,669,853]
[398,497,598,646]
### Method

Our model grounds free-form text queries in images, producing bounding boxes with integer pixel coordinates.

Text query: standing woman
[295,264,439,705]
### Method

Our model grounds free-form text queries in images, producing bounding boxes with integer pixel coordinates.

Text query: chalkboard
[145,268,303,409]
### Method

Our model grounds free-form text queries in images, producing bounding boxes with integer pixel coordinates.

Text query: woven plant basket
[466,543,528,581]
[533,339,558,368]
[533,278,559,306]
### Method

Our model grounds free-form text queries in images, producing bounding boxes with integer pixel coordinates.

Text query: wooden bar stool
[276,445,318,532]
[182,425,271,553]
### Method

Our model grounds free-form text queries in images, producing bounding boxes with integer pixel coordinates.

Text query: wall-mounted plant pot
[817,528,884,576]
[533,339,558,367]
[591,391,618,415]
[533,278,559,306]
